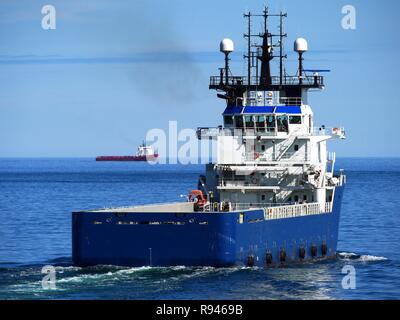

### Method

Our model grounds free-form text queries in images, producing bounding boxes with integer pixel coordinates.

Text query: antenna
[244,6,287,87]
[258,6,273,86]
[243,11,252,85]
[209,7,324,102]
[279,11,287,85]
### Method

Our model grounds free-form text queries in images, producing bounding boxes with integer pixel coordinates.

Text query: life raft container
[188,190,207,210]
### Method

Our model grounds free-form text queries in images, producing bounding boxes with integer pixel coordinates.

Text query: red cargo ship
[96,143,159,162]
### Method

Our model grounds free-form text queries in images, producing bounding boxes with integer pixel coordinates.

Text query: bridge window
[235,116,244,128]
[277,115,288,132]
[224,116,233,125]
[256,116,265,131]
[289,116,302,124]
[245,115,254,128]
[266,115,275,131]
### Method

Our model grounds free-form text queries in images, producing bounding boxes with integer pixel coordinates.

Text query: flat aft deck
[85,202,195,213]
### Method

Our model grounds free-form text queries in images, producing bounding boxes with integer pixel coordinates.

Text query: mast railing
[209,76,245,86]
[209,75,324,87]
[279,97,302,106]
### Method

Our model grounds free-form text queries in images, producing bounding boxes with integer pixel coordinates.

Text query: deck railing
[311,127,346,138]
[204,202,332,220]
[263,202,331,220]
[197,126,345,139]
[202,201,333,219]
[209,75,324,87]
[244,96,303,107]
[244,151,309,162]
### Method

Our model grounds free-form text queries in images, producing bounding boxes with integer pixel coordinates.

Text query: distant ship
[96,142,159,162]
[74,7,346,267]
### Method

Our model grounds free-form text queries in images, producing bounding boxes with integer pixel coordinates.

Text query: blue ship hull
[72,186,344,267]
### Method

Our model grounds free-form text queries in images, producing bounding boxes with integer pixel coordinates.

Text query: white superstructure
[198,11,346,214]
[137,143,156,157]
[197,98,345,211]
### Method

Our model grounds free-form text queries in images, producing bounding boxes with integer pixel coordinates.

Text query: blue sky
[0,0,399,157]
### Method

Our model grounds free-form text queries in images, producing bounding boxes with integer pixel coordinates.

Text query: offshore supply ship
[72,8,346,267]
[95,142,159,161]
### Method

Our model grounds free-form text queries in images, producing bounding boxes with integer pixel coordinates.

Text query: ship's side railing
[197,126,345,139]
[229,202,290,210]
[202,202,333,219]
[338,171,346,186]
[310,127,346,138]
[196,127,278,139]
[210,151,309,165]
[263,203,326,220]
[218,169,304,187]
[244,151,309,162]
[203,202,286,212]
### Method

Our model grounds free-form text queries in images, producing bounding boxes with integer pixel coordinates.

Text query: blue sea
[0,158,399,300]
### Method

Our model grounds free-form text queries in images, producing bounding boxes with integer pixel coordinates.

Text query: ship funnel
[294,38,308,84]
[220,38,234,85]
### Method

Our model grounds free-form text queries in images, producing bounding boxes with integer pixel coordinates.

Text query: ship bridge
[222,105,303,116]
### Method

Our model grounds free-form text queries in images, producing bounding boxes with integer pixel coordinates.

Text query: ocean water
[0,157,399,300]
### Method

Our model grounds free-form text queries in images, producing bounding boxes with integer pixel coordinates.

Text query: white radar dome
[294,38,308,53]
[220,38,234,53]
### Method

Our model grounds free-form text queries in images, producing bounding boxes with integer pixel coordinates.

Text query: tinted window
[277,115,288,132]
[289,116,302,124]
[235,116,244,128]
[266,115,275,128]
[245,115,254,128]
[224,116,233,125]
[256,116,265,130]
